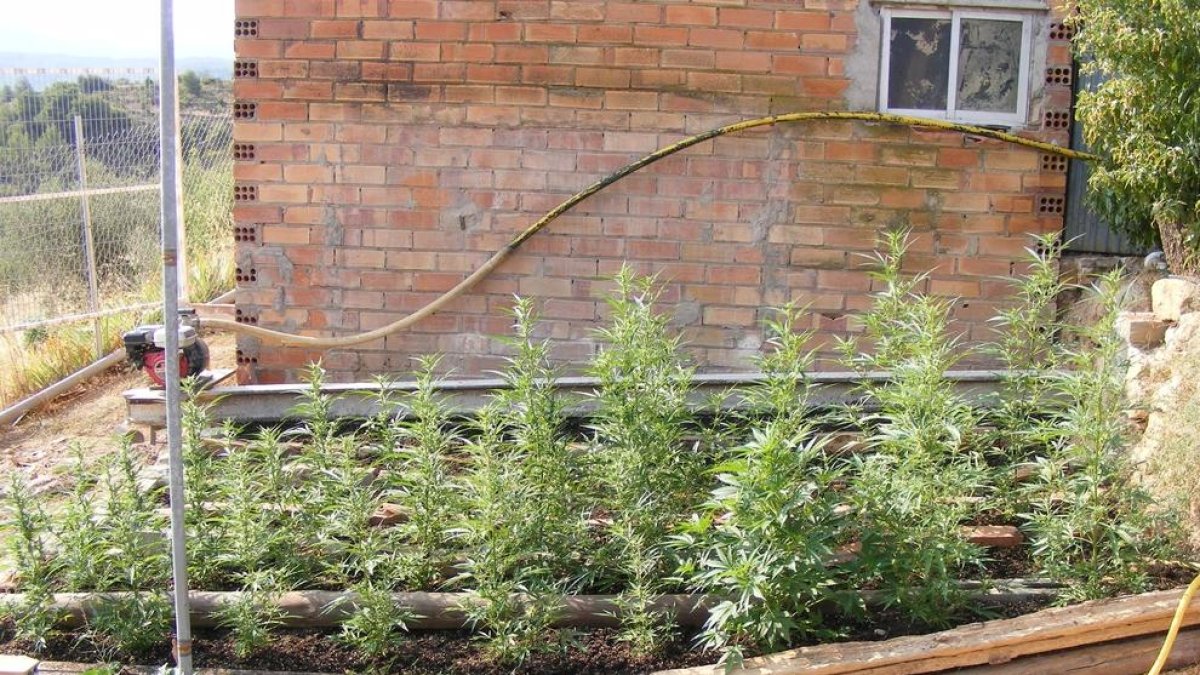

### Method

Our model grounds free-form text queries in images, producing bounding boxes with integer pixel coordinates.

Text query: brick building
[231,0,1074,383]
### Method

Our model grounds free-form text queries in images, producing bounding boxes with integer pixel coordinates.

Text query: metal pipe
[0,183,157,205]
[158,1,192,672]
[0,302,161,334]
[0,349,125,428]
[73,115,104,360]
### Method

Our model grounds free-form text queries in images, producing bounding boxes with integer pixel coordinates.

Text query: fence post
[73,115,103,359]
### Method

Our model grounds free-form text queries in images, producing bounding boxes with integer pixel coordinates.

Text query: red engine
[122,324,210,387]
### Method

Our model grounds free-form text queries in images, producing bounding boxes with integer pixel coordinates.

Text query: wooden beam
[656,587,1200,674]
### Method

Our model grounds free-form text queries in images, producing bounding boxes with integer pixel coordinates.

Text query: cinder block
[1152,277,1200,322]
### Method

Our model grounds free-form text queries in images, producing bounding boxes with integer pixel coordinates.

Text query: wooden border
[656,587,1200,674]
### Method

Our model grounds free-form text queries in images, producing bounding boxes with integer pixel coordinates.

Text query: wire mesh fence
[0,68,232,335]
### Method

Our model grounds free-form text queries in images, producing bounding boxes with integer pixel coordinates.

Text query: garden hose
[1147,572,1200,675]
[203,111,1101,348]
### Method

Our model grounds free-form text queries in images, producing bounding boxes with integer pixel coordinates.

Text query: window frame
[878,7,1033,128]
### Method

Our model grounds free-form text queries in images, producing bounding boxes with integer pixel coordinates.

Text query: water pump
[122,317,210,387]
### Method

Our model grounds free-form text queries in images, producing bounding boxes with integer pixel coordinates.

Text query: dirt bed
[0,332,235,494]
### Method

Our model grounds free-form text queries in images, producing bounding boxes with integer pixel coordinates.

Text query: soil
[0,601,1064,675]
[0,332,235,496]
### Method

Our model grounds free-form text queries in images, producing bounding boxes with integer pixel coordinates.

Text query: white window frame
[879,7,1033,127]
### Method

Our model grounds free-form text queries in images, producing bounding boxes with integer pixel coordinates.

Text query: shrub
[673,305,850,665]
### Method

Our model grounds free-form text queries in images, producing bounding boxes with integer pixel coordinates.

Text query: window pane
[956,19,1023,114]
[888,17,952,110]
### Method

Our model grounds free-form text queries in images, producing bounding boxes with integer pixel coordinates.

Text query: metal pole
[159,1,193,673]
[73,115,104,360]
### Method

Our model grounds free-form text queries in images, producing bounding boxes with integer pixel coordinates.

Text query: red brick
[283,0,334,17]
[550,0,604,21]
[746,31,799,49]
[262,225,311,245]
[579,24,633,44]
[284,42,336,59]
[775,11,831,31]
[525,23,577,42]
[256,18,310,38]
[415,21,467,40]
[690,28,744,49]
[391,42,440,61]
[237,0,284,16]
[311,19,358,37]
[235,38,282,58]
[338,0,383,17]
[665,5,716,25]
[362,20,415,39]
[634,25,688,47]
[469,22,522,42]
[389,0,437,19]
[720,8,773,28]
[337,40,385,59]
[258,60,309,78]
[802,33,848,51]
[576,68,631,88]
[715,50,771,72]
[257,101,308,120]
[662,49,715,69]
[607,2,661,22]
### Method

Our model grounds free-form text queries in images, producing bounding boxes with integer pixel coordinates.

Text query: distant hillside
[0,53,231,79]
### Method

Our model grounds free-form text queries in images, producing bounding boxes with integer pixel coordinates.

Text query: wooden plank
[656,587,1199,675]
[954,627,1200,674]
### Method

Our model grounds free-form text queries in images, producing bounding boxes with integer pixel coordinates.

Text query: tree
[180,70,202,99]
[1070,0,1200,274]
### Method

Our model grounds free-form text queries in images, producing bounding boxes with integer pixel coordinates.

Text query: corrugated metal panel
[1063,66,1144,256]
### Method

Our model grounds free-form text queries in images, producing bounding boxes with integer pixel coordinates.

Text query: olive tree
[1070,0,1200,274]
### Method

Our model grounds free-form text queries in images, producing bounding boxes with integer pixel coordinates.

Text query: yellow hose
[1147,573,1200,675]
[206,111,1100,348]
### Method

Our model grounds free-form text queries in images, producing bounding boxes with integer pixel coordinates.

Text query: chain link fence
[0,68,232,334]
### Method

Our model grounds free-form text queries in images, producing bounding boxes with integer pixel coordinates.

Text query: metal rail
[0,183,157,205]
[124,369,1017,427]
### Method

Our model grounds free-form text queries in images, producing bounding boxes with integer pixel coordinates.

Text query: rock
[1152,277,1200,322]
[369,502,408,527]
[0,655,38,675]
[1117,311,1170,350]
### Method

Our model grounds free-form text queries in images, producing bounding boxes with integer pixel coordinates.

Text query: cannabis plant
[388,356,458,588]
[337,579,414,661]
[1,472,59,651]
[587,266,703,651]
[838,231,986,625]
[674,305,849,665]
[976,235,1071,521]
[1022,271,1176,600]
[214,570,289,659]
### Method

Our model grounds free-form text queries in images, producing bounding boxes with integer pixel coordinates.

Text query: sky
[0,0,234,59]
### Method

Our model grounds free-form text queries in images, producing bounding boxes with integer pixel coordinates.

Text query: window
[879,8,1032,127]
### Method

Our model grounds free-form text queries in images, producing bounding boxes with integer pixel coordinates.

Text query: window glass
[887,17,952,110]
[956,18,1023,113]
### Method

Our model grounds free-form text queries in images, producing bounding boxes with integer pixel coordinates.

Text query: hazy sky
[0,0,234,58]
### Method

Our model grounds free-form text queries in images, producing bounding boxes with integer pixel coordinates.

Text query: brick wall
[231,0,1073,384]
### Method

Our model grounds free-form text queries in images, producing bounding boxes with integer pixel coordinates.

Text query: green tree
[1070,0,1200,273]
[179,70,202,99]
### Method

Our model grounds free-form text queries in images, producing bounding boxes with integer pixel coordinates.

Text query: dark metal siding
[1063,66,1144,256]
